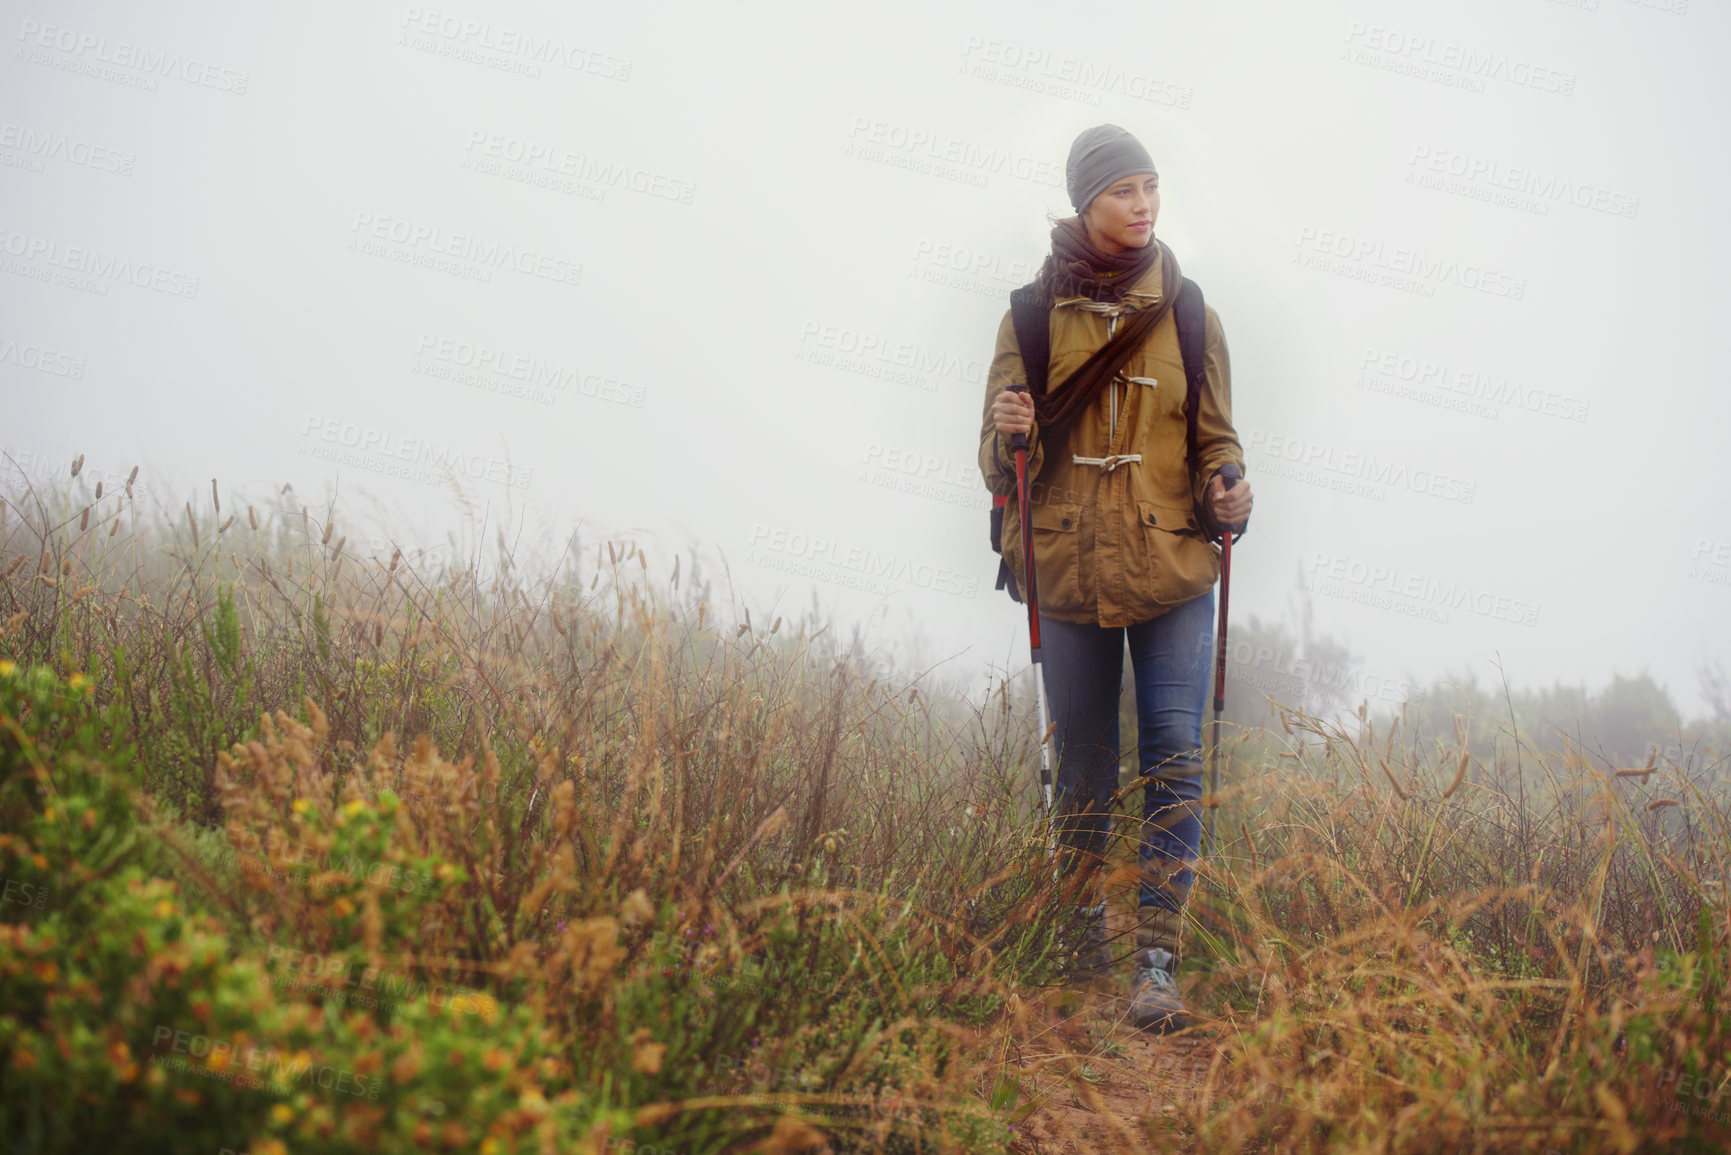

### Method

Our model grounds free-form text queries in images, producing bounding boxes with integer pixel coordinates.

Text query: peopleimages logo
[1226,639,1423,708]
[1244,428,1477,504]
[958,37,1194,109]
[858,442,989,512]
[909,238,1039,299]
[1407,146,1639,220]
[300,414,534,490]
[747,524,979,600]
[798,321,988,387]
[1691,537,1729,589]
[0,227,200,298]
[397,7,631,80]
[0,122,136,175]
[14,19,251,94]
[1356,347,1590,423]
[412,333,645,407]
[1308,551,1541,628]
[0,335,85,379]
[348,211,582,287]
[150,1025,381,1098]
[462,130,696,203]
[1342,22,1577,96]
[844,117,1062,188]
[1294,227,1526,300]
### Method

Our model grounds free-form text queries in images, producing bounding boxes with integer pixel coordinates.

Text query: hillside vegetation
[2,460,1729,1153]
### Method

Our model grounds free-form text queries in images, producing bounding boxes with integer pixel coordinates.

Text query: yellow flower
[342,799,368,818]
[67,672,87,691]
[0,660,14,677]
[292,799,311,815]
[43,807,54,822]
[269,1103,295,1126]
[332,897,355,918]
[153,899,176,918]
[480,1140,502,1155]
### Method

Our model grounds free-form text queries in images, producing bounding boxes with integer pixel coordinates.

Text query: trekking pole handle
[1216,464,1246,536]
[1006,383,1031,452]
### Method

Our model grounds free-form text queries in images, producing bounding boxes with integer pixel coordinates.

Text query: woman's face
[1082,172,1160,254]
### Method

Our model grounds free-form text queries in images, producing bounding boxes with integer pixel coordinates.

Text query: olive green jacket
[977,246,1244,627]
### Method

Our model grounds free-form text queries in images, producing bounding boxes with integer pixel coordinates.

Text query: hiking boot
[1056,901,1111,987]
[1128,947,1188,1031]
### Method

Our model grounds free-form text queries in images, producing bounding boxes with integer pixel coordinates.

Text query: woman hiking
[976,123,1253,1031]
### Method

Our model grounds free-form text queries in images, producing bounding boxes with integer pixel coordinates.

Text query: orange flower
[392,1050,422,1083]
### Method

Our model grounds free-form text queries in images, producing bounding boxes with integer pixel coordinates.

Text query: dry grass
[3,458,1729,1153]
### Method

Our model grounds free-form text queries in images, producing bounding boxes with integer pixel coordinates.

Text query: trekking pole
[1007,383,1054,820]
[1204,465,1243,855]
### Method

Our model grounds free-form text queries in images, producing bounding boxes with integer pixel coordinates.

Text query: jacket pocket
[1136,499,1218,608]
[1005,501,1081,612]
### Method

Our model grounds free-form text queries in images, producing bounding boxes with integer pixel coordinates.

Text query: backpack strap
[1008,282,1051,395]
[1174,276,1206,508]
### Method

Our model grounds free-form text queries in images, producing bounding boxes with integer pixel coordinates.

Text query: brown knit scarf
[1028,217,1181,435]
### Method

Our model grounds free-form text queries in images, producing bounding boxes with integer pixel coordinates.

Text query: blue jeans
[1038,589,1214,913]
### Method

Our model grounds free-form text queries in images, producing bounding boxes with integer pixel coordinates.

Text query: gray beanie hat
[1066,124,1157,215]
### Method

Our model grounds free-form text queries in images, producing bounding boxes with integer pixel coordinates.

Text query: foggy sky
[5,0,1727,716]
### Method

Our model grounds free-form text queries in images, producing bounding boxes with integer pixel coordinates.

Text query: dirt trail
[1007,908,1226,1153]
[1007,988,1218,1153]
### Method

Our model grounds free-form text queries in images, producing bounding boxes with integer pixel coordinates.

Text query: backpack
[989,276,1233,602]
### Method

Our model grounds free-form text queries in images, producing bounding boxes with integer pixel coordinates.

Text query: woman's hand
[992,388,1035,436]
[1207,473,1253,527]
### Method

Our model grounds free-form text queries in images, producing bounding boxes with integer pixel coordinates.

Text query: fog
[4,0,1727,715]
